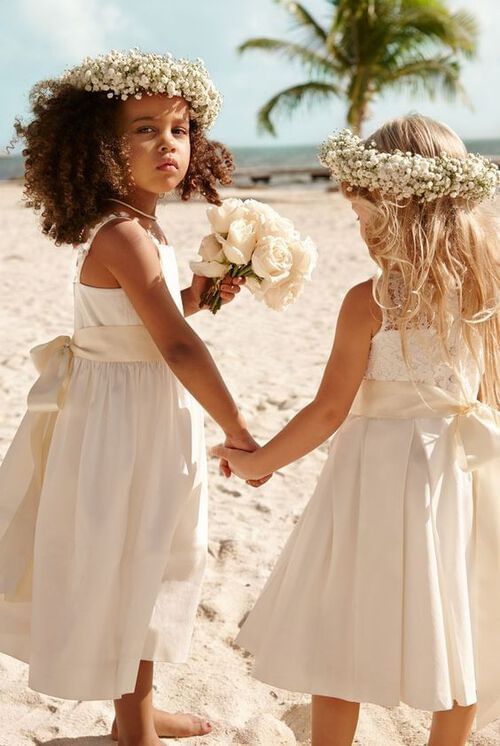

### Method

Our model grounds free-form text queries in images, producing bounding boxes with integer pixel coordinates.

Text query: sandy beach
[1,181,499,746]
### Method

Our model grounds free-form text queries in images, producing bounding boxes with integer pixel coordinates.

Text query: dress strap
[73,212,133,284]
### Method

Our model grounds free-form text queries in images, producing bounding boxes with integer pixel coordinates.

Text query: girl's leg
[428,702,476,746]
[113,660,160,746]
[311,695,360,746]
[112,660,212,742]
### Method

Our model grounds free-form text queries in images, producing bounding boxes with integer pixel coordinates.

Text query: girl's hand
[219,430,272,488]
[211,443,268,483]
[192,273,245,308]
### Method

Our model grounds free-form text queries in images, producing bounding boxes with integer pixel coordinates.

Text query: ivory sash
[27,325,164,413]
[351,379,500,729]
[351,379,499,470]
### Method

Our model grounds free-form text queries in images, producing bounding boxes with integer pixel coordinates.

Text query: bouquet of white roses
[190,198,317,314]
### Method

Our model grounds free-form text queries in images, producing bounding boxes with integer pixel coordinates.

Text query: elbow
[312,399,349,428]
[162,340,197,365]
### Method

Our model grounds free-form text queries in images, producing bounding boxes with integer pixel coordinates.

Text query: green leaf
[256,81,344,136]
[274,0,328,47]
[238,37,335,78]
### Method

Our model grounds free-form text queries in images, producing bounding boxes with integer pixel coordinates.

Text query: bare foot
[112,708,212,740]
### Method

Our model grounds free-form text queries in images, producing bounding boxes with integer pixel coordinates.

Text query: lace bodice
[365,273,483,400]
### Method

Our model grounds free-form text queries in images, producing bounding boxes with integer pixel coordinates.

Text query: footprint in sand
[218,538,238,561]
[254,501,271,514]
[282,703,311,742]
[219,485,242,497]
[198,602,217,621]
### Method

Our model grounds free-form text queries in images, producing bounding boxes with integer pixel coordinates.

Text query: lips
[157,159,178,172]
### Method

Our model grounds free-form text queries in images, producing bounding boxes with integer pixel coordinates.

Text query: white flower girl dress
[0,213,207,700]
[237,274,500,730]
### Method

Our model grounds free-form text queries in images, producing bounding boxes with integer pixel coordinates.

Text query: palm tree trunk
[347,97,369,135]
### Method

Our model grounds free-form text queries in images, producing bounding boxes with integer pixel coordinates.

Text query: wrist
[251,447,269,479]
[182,286,202,316]
[223,412,248,438]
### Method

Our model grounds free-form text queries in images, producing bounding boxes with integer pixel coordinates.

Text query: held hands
[214,429,272,488]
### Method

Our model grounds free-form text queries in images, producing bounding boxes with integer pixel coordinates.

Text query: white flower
[318,128,499,203]
[258,215,299,241]
[207,198,245,234]
[262,275,305,311]
[251,235,293,285]
[218,218,257,265]
[289,236,317,280]
[198,233,224,262]
[242,199,280,222]
[58,49,222,131]
[189,258,228,278]
[195,197,317,313]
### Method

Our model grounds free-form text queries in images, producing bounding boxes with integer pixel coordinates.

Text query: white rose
[258,215,297,241]
[251,235,293,285]
[206,198,245,234]
[198,233,224,262]
[218,218,257,265]
[289,236,317,280]
[242,199,280,222]
[245,275,264,298]
[189,259,228,278]
[262,275,305,311]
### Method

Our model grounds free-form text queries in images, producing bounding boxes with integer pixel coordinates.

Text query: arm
[212,280,380,479]
[92,219,247,438]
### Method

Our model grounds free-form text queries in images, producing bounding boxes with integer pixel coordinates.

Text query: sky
[1,0,499,151]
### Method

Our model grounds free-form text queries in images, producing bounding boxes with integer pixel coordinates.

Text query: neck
[120,189,158,218]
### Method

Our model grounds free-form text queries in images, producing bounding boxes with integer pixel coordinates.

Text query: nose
[158,129,176,153]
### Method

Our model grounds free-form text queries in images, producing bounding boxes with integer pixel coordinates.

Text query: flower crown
[318,129,499,203]
[59,48,222,131]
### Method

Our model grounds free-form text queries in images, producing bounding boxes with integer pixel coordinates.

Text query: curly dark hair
[13,80,234,245]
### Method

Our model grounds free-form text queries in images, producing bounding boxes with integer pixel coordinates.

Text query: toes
[199,719,212,735]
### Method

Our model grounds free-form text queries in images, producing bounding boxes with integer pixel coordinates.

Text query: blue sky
[2,0,499,151]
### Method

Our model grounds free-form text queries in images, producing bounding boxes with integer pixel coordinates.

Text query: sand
[1,181,499,746]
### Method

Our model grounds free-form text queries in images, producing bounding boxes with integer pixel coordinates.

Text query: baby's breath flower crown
[319,129,499,203]
[59,48,222,130]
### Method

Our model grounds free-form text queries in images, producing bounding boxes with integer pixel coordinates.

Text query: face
[119,94,191,196]
[349,198,372,243]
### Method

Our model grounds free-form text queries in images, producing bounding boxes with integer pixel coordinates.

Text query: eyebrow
[131,115,189,124]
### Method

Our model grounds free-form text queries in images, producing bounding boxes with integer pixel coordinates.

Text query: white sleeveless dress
[0,213,208,700]
[236,275,487,715]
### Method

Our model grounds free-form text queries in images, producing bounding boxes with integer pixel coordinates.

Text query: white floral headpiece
[59,48,222,131]
[319,129,499,203]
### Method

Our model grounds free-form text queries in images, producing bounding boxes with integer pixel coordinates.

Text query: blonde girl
[213,115,500,746]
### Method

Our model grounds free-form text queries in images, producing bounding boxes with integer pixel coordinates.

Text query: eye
[173,127,188,136]
[136,126,155,134]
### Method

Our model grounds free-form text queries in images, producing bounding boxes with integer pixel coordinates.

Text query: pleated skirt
[236,413,477,712]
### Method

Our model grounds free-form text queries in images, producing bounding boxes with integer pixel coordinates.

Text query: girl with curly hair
[0,50,263,745]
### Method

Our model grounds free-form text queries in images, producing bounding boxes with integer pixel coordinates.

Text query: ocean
[2,140,500,183]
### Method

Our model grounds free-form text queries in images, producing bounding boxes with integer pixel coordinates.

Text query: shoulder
[339,279,382,336]
[343,278,373,303]
[91,217,160,271]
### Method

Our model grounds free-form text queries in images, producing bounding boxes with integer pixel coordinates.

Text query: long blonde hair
[343,114,500,407]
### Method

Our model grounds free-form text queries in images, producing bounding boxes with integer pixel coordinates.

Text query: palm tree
[238,0,478,135]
